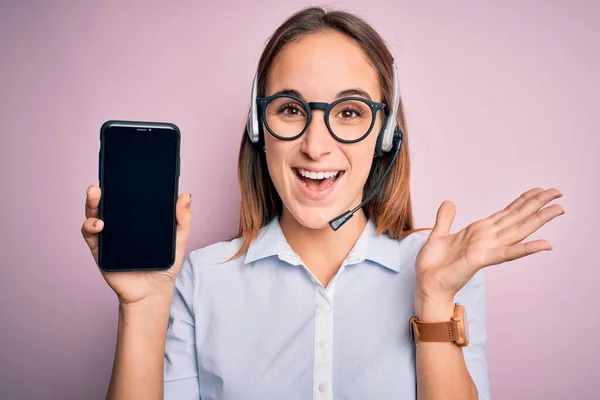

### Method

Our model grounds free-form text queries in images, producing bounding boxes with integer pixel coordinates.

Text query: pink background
[1,1,598,399]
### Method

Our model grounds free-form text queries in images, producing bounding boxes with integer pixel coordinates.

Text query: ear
[374,118,386,158]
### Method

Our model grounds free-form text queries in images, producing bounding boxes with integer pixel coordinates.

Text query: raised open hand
[415,188,564,309]
[81,185,193,305]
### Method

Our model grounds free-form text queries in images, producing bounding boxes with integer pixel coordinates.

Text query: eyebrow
[336,88,372,100]
[271,88,373,101]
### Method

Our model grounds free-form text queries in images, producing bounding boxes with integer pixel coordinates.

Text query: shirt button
[319,340,328,348]
[318,383,326,393]
[317,301,327,310]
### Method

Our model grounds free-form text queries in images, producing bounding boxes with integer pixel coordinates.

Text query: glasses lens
[264,96,308,138]
[329,99,374,141]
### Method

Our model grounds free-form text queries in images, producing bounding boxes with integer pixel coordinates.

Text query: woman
[81,7,563,400]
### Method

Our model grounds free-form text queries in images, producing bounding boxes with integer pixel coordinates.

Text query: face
[263,30,384,230]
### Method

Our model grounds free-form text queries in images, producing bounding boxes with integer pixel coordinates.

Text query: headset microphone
[328,128,403,231]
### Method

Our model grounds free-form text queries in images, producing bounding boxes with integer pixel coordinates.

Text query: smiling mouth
[293,168,345,192]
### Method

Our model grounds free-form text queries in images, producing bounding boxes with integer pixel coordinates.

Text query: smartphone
[98,120,180,272]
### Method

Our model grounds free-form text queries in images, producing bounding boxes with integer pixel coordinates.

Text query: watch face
[454,304,469,347]
[464,308,469,341]
[409,318,417,343]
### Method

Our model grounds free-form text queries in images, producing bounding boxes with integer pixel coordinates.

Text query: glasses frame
[257,94,388,144]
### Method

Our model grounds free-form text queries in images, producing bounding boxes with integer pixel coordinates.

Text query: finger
[86,185,101,219]
[430,200,456,238]
[488,187,544,223]
[497,203,565,244]
[81,217,104,254]
[494,188,562,230]
[173,193,193,266]
[485,239,552,266]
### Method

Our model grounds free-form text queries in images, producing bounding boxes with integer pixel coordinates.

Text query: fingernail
[92,219,99,227]
[186,193,192,209]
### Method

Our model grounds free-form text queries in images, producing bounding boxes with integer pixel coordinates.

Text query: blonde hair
[233,6,421,259]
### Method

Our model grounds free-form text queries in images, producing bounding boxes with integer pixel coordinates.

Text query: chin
[284,204,339,230]
[282,192,362,231]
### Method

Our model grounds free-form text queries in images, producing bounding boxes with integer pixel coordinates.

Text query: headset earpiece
[375,62,402,157]
[246,72,261,146]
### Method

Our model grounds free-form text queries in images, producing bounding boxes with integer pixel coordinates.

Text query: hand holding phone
[82,186,192,303]
[80,121,193,304]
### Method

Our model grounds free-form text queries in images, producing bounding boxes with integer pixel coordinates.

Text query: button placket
[313,287,334,400]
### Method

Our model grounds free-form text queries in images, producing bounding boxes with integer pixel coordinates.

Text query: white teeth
[298,169,339,180]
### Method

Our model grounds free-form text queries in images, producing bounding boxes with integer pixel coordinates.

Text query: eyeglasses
[257,94,388,143]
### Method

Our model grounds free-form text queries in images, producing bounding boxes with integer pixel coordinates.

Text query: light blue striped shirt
[164,217,490,399]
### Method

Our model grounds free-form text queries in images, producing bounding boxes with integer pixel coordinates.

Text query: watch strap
[409,318,459,342]
[409,304,468,347]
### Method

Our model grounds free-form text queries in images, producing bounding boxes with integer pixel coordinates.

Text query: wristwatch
[409,303,469,347]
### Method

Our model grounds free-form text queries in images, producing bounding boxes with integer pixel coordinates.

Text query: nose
[300,111,334,161]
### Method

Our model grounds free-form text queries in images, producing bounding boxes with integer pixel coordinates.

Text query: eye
[337,107,362,119]
[277,103,306,117]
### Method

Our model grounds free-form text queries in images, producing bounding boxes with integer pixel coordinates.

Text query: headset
[245,62,405,231]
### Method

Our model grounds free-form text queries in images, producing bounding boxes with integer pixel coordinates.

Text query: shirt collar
[244,217,407,272]
[244,217,302,266]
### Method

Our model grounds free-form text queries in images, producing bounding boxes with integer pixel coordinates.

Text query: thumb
[174,193,193,262]
[430,200,456,237]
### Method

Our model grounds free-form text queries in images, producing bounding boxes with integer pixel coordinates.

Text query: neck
[279,207,368,286]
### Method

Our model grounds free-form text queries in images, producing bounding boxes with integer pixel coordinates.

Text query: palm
[416,222,495,297]
[82,186,193,305]
[415,188,564,300]
[88,242,185,304]
[99,258,182,306]
[101,270,177,304]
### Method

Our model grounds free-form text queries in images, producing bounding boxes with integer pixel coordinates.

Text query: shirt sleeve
[455,270,491,399]
[164,255,201,399]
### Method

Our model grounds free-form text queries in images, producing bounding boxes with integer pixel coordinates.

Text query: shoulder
[187,236,244,268]
[365,227,429,272]
[402,230,429,249]
[395,230,429,267]
[389,229,429,253]
[176,236,246,284]
[395,230,430,259]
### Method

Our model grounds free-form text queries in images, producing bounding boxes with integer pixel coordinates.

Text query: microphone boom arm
[328,129,403,231]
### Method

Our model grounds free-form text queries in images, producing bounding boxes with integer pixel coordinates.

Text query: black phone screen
[99,123,180,271]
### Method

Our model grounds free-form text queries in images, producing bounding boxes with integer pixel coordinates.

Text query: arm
[413,188,562,399]
[107,294,173,400]
[106,256,200,400]
[415,302,477,400]
[414,271,489,400]
[80,188,195,400]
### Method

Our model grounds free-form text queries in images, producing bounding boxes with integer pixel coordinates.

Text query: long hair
[233,6,418,259]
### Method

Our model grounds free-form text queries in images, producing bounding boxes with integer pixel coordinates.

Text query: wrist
[119,291,174,316]
[414,294,455,322]
[117,294,173,343]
